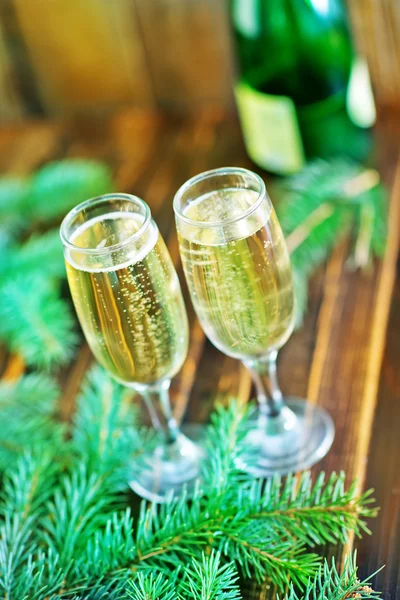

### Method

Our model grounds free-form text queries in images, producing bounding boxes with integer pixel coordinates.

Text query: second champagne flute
[174,167,334,476]
[61,193,203,502]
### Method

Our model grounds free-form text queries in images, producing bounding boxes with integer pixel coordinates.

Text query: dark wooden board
[0,108,399,598]
[1,0,400,120]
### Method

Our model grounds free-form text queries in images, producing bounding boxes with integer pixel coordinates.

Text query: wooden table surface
[0,109,399,599]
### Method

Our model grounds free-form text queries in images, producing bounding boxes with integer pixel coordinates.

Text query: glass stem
[244,350,284,417]
[140,379,180,444]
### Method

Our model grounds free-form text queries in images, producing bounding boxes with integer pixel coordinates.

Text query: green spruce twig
[0,368,379,598]
[284,552,381,600]
[0,159,113,369]
[273,158,388,326]
[30,159,113,222]
[0,373,65,469]
[177,551,242,600]
[0,274,78,369]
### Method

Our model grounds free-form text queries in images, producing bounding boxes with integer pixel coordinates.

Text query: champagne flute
[174,167,334,476]
[60,193,203,501]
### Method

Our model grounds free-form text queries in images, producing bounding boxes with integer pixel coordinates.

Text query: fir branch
[64,392,377,592]
[40,463,125,568]
[0,158,113,368]
[0,451,62,520]
[273,158,388,323]
[0,546,65,600]
[127,571,177,600]
[0,177,30,237]
[127,404,376,588]
[273,159,354,275]
[0,370,380,598]
[74,509,137,583]
[66,579,130,600]
[0,371,59,415]
[0,159,112,232]
[241,471,377,546]
[284,552,381,600]
[178,552,242,600]
[0,452,64,599]
[70,552,242,600]
[218,526,319,587]
[0,374,64,470]
[0,275,78,368]
[0,230,77,368]
[203,400,253,493]
[3,229,66,280]
[30,160,113,222]
[0,232,76,368]
[72,366,151,490]
[369,185,387,258]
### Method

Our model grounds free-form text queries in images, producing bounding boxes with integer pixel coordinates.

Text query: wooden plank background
[0,106,399,596]
[0,0,399,122]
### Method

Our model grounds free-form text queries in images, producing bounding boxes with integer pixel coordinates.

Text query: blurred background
[0,4,399,595]
[0,0,399,124]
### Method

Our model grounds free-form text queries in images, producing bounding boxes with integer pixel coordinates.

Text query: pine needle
[5,229,66,280]
[127,571,178,600]
[0,275,78,368]
[284,552,381,600]
[178,552,242,599]
[0,452,65,600]
[30,159,113,222]
[72,366,151,490]
[273,158,388,325]
[0,373,65,469]
[0,158,113,367]
[0,177,31,238]
[0,369,381,599]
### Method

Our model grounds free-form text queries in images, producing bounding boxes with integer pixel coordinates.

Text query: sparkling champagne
[178,188,295,359]
[65,212,188,385]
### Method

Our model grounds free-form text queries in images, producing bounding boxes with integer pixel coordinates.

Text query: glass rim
[173,166,267,228]
[60,192,152,255]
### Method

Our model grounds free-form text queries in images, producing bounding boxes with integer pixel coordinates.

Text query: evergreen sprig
[0,373,65,470]
[72,367,151,489]
[284,553,381,600]
[0,160,112,234]
[177,552,242,600]
[273,158,388,325]
[0,274,78,368]
[30,160,113,222]
[0,234,77,365]
[0,452,65,600]
[0,159,112,368]
[0,367,379,599]
[2,229,67,280]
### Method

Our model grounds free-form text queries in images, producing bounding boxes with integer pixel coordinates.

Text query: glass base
[129,424,206,503]
[240,397,335,477]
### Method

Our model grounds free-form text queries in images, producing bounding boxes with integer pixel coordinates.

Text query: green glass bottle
[231,0,376,174]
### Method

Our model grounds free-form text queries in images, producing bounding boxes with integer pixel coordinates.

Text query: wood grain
[0,109,399,598]
[348,0,400,108]
[11,0,154,115]
[1,0,400,121]
[357,259,400,598]
[0,18,23,123]
[133,0,234,113]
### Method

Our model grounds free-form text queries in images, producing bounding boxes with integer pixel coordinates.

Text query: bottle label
[235,81,305,174]
[346,56,376,128]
